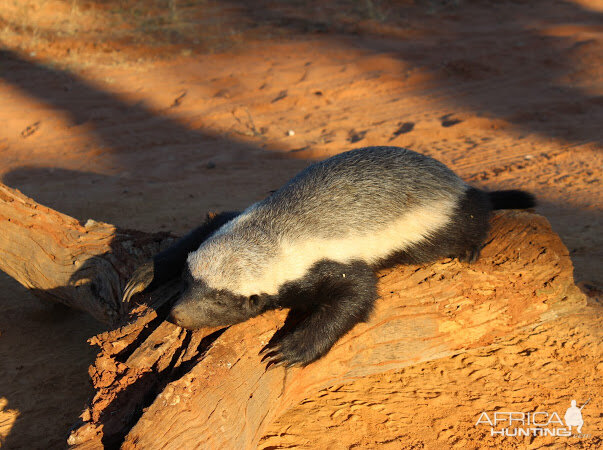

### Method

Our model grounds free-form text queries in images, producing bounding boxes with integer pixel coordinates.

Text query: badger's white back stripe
[205,196,458,296]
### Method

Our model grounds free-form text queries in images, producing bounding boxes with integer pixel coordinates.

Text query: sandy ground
[0,0,601,448]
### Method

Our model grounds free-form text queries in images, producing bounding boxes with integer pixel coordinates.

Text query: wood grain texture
[67,210,586,448]
[0,184,586,447]
[0,183,172,324]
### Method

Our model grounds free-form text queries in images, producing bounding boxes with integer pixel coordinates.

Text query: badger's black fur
[123,146,535,367]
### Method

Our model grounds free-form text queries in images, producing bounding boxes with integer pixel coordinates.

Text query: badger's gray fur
[123,146,535,367]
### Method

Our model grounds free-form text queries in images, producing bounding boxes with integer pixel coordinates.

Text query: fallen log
[0,182,587,448]
[70,212,586,447]
[0,183,172,324]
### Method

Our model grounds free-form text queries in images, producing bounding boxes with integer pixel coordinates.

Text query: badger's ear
[247,294,260,309]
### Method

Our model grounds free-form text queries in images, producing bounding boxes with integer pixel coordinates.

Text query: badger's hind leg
[261,260,377,367]
[416,186,491,265]
[449,187,492,264]
[375,188,492,269]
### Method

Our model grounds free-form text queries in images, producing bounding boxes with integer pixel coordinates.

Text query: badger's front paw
[260,330,328,369]
[122,261,155,303]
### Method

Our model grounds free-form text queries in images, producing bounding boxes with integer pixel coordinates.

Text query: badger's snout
[166,304,188,328]
[167,286,266,330]
[165,278,195,327]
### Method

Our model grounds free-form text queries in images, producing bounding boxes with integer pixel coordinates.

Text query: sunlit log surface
[0,182,587,448]
[57,207,584,448]
[0,183,174,324]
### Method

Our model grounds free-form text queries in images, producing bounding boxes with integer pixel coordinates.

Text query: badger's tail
[488,190,536,210]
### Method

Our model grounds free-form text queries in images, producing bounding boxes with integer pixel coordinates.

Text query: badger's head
[167,234,275,329]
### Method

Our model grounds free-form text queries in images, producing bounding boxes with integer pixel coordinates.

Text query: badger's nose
[166,307,183,327]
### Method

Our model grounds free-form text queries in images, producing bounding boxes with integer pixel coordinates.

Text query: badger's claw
[267,359,287,370]
[260,343,294,369]
[122,261,154,303]
[259,334,316,368]
[457,246,481,264]
[260,349,279,363]
[258,343,271,356]
[261,350,287,370]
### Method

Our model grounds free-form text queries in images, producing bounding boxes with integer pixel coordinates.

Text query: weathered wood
[0,182,587,448]
[62,210,585,448]
[0,183,172,324]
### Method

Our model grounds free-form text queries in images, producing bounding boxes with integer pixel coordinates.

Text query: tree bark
[116,211,585,450]
[0,183,172,324]
[0,182,587,448]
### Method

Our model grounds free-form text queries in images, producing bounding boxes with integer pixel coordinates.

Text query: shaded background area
[0,0,601,447]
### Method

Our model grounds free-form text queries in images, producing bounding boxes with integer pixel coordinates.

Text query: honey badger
[123,146,535,367]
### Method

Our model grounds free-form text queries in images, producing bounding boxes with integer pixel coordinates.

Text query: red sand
[0,0,601,447]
